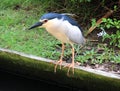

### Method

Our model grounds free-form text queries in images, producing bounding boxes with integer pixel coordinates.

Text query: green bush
[91,18,120,48]
[101,18,120,48]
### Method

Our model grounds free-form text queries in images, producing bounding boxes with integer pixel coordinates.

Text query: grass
[0,0,61,60]
[0,0,120,64]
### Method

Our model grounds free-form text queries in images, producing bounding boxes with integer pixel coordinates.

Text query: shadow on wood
[0,48,120,91]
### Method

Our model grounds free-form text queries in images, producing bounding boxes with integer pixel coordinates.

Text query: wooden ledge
[0,48,120,91]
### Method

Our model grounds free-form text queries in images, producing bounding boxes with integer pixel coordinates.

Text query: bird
[29,12,85,76]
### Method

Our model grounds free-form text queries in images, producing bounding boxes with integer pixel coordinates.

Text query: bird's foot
[64,63,74,76]
[54,59,63,73]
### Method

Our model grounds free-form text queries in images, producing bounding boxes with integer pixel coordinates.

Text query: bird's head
[29,13,62,30]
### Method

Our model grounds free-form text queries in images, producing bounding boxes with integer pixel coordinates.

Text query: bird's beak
[29,22,43,30]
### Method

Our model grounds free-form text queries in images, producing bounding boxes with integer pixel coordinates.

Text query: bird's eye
[44,20,48,23]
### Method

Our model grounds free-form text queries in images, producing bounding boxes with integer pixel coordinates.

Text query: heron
[29,12,85,76]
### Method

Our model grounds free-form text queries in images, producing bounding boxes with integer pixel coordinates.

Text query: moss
[0,49,120,91]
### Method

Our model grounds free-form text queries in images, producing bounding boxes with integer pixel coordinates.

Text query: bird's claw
[54,59,63,73]
[54,59,75,76]
[64,63,74,76]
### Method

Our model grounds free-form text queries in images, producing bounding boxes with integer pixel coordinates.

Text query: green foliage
[102,18,120,29]
[76,44,120,64]
[0,0,40,9]
[101,18,120,48]
[111,54,120,63]
[96,45,115,63]
[91,18,96,27]
[70,0,91,2]
[91,18,120,48]
[76,49,96,64]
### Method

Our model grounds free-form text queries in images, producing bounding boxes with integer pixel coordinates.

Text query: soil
[83,30,120,75]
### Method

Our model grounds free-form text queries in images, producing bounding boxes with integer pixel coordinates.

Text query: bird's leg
[64,44,75,76]
[67,46,74,75]
[54,43,65,73]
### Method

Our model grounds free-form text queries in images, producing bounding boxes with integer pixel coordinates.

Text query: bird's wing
[62,14,83,33]
[62,20,84,44]
[67,26,85,44]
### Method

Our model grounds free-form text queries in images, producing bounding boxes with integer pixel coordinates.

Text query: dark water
[0,70,83,91]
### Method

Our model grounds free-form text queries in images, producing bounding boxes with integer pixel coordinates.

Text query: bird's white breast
[42,18,85,44]
[42,18,69,43]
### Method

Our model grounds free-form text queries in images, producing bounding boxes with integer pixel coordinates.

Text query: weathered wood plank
[0,48,120,91]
